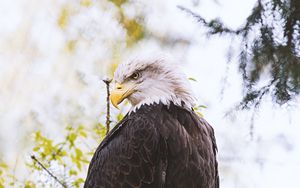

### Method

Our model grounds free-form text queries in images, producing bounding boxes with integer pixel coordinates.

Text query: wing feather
[84,115,161,188]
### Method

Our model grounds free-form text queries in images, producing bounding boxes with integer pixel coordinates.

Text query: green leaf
[121,17,145,46]
[25,180,36,188]
[79,131,87,138]
[69,169,78,176]
[73,178,85,188]
[75,148,83,159]
[109,0,127,7]
[188,77,197,82]
[0,163,8,169]
[117,113,124,121]
[80,0,92,7]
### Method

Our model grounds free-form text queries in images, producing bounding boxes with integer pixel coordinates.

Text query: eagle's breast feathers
[84,103,219,188]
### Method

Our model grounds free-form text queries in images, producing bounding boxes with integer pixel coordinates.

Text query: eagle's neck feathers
[129,79,195,113]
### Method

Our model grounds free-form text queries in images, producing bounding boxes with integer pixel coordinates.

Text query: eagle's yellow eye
[130,72,140,80]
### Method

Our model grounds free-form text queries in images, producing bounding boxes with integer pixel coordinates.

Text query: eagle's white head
[110,56,196,112]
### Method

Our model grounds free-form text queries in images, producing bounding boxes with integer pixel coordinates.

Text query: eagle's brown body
[84,102,219,188]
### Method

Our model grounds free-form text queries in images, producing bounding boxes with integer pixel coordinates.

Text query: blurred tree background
[0,0,192,187]
[0,0,299,187]
[180,0,300,108]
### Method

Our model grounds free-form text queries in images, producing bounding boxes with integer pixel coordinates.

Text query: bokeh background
[1,0,300,187]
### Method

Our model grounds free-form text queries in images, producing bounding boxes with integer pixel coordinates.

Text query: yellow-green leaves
[30,125,92,187]
[71,147,89,170]
[66,40,77,53]
[0,162,16,188]
[121,17,145,46]
[0,162,8,188]
[80,0,93,7]
[69,169,78,176]
[67,132,77,148]
[94,122,107,139]
[193,105,207,117]
[109,0,145,46]
[57,6,71,29]
[109,0,127,7]
[33,131,61,163]
[77,125,88,138]
[117,113,124,121]
[24,181,36,188]
[188,77,197,82]
[73,178,85,188]
[0,162,8,171]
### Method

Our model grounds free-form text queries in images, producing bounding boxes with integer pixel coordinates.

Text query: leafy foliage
[0,0,197,186]
[0,162,8,188]
[24,120,116,187]
[0,161,18,188]
[111,0,145,46]
[22,82,127,187]
[0,0,145,186]
[28,126,90,187]
[193,105,207,117]
[179,0,300,107]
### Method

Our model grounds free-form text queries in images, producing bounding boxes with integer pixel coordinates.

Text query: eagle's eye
[130,72,140,80]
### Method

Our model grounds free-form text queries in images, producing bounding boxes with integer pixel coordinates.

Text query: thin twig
[31,155,67,188]
[103,78,112,135]
[177,5,245,34]
[177,5,208,24]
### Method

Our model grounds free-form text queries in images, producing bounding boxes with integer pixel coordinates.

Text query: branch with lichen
[103,78,112,135]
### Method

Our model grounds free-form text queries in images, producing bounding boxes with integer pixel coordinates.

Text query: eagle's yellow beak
[110,82,135,109]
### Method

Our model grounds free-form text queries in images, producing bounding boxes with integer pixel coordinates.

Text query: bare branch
[103,78,112,135]
[31,155,67,188]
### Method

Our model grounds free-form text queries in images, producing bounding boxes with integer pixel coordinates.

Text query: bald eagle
[84,57,219,188]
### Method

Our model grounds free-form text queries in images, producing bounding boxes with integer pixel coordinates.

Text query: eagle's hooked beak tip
[110,92,121,109]
[110,95,120,109]
[110,83,128,110]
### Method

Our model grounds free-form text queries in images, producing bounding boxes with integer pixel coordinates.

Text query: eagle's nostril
[116,83,123,90]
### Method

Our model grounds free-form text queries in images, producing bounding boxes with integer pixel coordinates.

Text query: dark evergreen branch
[178,1,265,36]
[103,78,112,135]
[30,155,67,188]
[177,5,208,25]
[177,5,247,35]
[179,0,300,109]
